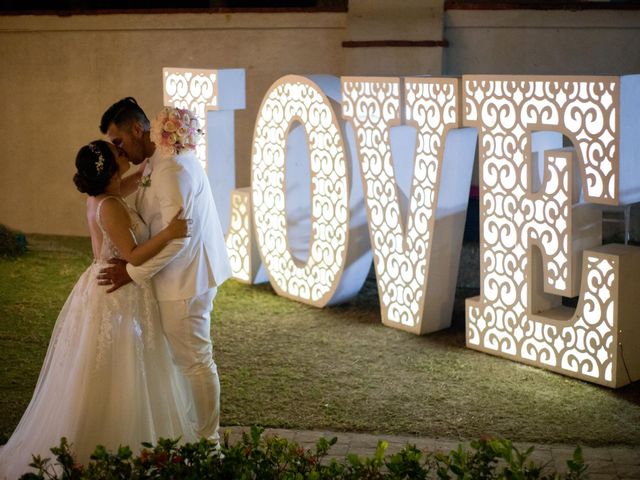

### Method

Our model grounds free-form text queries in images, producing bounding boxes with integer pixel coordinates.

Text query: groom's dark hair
[99,97,150,134]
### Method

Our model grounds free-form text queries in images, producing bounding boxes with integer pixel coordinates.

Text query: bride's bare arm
[100,198,189,267]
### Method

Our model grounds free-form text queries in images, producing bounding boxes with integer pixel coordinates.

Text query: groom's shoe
[210,439,225,459]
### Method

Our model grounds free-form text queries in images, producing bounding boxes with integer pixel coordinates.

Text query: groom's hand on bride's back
[98,258,132,293]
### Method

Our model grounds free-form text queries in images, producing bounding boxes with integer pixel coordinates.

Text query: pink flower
[151,106,202,155]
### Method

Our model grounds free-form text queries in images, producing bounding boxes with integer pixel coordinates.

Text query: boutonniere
[140,173,152,188]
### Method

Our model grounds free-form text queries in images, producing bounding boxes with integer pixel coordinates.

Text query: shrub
[0,224,27,257]
[19,426,587,479]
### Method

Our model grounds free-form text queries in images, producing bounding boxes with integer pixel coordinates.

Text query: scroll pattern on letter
[163,68,217,168]
[225,188,252,283]
[251,75,349,306]
[464,76,622,386]
[342,77,460,334]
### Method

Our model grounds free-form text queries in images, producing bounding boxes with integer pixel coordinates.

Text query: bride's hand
[166,208,192,239]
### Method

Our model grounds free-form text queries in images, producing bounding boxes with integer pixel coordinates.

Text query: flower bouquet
[150,106,202,156]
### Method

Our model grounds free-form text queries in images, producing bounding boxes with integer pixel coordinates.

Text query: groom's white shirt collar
[144,146,169,174]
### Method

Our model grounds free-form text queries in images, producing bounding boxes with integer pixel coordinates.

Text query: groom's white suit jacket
[126,148,231,301]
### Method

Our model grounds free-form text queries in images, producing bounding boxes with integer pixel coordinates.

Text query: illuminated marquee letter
[465,75,640,387]
[251,75,371,306]
[223,187,265,284]
[164,67,265,283]
[163,67,245,236]
[342,77,477,334]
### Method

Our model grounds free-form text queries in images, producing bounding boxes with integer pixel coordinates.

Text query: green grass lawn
[2,235,640,446]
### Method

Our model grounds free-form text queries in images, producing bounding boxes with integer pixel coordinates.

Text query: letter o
[251,75,350,306]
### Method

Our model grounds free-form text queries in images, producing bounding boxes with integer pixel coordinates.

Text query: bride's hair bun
[73,140,118,196]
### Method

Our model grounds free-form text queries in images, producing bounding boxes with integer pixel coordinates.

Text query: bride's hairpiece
[88,143,105,174]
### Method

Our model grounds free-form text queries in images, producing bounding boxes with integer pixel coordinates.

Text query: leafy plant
[0,224,27,257]
[19,426,588,479]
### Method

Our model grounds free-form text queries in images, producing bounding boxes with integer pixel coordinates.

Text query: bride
[0,140,197,478]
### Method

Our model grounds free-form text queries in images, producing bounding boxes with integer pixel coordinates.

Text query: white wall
[444,9,640,75]
[2,6,640,236]
[343,0,444,76]
[0,12,346,235]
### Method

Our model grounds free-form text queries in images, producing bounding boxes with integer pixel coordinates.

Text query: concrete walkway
[223,426,640,479]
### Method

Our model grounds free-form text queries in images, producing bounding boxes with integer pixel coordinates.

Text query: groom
[97,97,231,443]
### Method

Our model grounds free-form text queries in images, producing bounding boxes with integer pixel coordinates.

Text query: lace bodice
[95,196,148,261]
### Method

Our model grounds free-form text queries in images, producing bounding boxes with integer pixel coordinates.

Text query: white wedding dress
[0,196,197,479]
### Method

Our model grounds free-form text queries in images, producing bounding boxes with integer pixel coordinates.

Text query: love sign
[164,69,640,387]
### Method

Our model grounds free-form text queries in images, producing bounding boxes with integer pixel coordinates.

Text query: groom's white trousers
[157,288,220,441]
